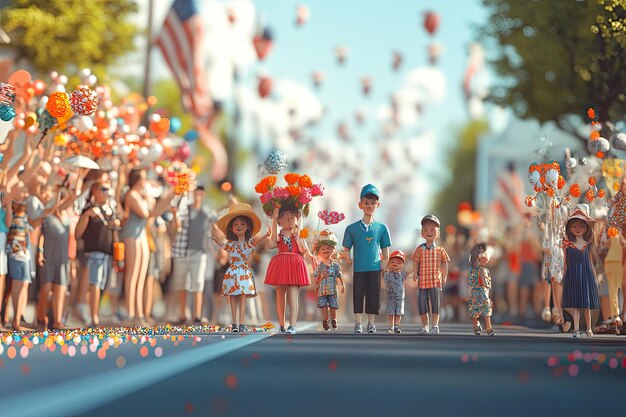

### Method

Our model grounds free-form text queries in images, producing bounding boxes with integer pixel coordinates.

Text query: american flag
[492,168,524,225]
[156,0,211,116]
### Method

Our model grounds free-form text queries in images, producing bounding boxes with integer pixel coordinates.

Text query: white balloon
[0,119,13,145]
[73,115,94,131]
[546,169,559,188]
[528,170,541,185]
[565,157,577,169]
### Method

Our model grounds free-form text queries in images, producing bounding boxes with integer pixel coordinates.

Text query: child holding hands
[384,250,410,334]
[313,229,345,331]
[412,215,450,335]
[213,203,270,332]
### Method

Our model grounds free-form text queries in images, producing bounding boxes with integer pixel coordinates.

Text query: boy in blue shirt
[342,184,392,333]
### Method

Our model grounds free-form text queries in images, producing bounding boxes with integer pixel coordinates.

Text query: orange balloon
[8,69,32,86]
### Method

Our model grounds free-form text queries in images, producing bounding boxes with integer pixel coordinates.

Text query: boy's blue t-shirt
[342,220,391,272]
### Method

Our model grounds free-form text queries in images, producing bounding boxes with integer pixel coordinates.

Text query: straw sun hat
[216,203,262,236]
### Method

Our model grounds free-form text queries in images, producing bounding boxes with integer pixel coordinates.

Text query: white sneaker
[354,322,363,334]
[430,325,440,335]
[541,307,552,322]
[419,326,430,335]
[286,326,296,334]
[572,330,581,338]
[367,323,376,333]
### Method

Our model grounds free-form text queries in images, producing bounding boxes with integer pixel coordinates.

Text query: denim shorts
[8,257,31,283]
[87,252,112,291]
[318,295,339,309]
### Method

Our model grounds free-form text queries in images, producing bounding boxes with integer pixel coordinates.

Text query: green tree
[1,0,139,79]
[432,119,489,227]
[480,0,626,141]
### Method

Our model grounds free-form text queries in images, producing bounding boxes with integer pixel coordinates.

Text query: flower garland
[255,172,324,216]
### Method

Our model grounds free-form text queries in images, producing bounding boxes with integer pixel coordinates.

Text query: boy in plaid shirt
[412,215,450,335]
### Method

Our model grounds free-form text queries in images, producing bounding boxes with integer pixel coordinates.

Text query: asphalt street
[1,323,626,417]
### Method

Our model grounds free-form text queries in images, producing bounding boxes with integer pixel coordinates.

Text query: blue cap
[360,184,380,199]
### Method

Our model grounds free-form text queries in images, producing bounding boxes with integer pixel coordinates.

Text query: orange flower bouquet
[255,172,324,216]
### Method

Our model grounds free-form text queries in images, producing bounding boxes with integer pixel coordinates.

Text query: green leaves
[0,0,139,77]
[480,0,626,132]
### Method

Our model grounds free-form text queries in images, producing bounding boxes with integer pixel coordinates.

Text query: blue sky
[133,0,491,246]
[253,0,488,140]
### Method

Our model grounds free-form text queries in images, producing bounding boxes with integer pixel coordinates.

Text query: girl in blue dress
[562,204,600,338]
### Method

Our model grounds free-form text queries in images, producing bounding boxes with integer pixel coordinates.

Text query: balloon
[0,104,15,122]
[184,130,198,142]
[311,71,325,88]
[614,132,626,151]
[565,157,577,169]
[546,169,559,188]
[175,142,191,161]
[361,77,372,96]
[32,79,46,95]
[74,115,94,132]
[0,120,12,145]
[295,4,310,26]
[423,11,440,35]
[258,76,273,98]
[169,116,182,133]
[226,7,236,24]
[392,51,403,71]
[334,46,348,65]
[23,112,37,128]
[8,69,31,87]
[253,28,274,60]
[528,170,540,186]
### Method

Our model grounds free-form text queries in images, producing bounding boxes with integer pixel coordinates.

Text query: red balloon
[258,76,273,98]
[32,79,47,95]
[423,11,440,35]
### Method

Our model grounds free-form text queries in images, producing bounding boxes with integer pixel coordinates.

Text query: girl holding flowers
[257,173,322,334]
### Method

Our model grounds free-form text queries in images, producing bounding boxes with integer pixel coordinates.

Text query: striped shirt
[412,242,450,289]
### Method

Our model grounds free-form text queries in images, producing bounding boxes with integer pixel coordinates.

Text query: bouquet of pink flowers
[255,172,324,216]
[318,210,345,225]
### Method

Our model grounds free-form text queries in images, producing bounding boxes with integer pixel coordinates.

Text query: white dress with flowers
[221,238,257,298]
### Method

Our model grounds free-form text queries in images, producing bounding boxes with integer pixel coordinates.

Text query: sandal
[331,319,338,329]
[485,328,496,336]
[473,324,482,335]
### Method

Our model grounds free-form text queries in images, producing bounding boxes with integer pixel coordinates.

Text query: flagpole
[142,0,154,102]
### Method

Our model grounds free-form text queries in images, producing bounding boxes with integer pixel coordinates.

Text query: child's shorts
[318,295,339,309]
[387,298,404,316]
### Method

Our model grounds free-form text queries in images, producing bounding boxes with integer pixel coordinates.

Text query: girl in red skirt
[265,203,313,334]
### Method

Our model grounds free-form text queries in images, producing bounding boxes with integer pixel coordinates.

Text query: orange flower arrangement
[254,176,277,193]
[598,189,606,198]
[298,174,313,188]
[608,227,619,238]
[585,189,595,202]
[284,173,300,185]
[569,184,581,198]
[588,176,597,186]
[299,228,309,239]
[286,185,302,196]
[255,172,324,216]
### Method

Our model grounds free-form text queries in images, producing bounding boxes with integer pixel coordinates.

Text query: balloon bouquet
[525,159,606,331]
